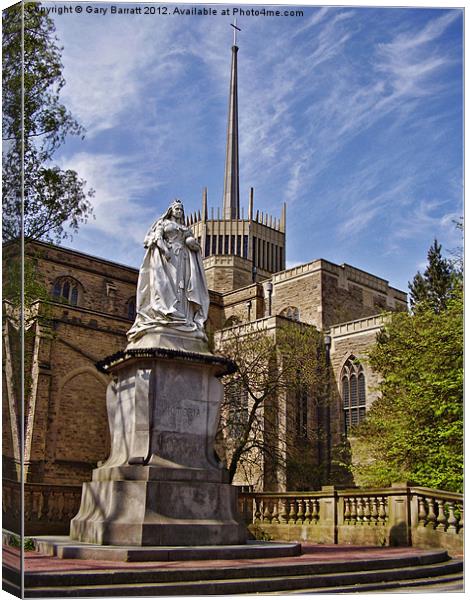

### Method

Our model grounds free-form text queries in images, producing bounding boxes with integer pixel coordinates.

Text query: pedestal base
[70,348,246,547]
[70,475,245,546]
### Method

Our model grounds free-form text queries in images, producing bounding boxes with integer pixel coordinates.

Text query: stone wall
[25,241,138,318]
[204,255,254,293]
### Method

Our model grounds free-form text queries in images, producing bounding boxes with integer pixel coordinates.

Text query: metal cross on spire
[230,18,241,46]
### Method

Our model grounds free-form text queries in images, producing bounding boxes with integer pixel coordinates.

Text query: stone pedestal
[70,348,246,546]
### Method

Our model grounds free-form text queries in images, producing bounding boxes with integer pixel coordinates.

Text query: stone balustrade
[239,484,463,555]
[3,479,82,535]
[3,478,463,556]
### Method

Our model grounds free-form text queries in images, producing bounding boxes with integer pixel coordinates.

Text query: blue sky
[47,1,463,294]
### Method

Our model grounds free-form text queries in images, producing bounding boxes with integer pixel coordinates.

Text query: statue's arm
[144,220,159,248]
[155,221,171,259]
[184,227,201,252]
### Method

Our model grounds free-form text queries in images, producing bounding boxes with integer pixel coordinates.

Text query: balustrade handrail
[3,479,82,491]
[409,486,463,502]
[240,491,332,499]
[239,485,463,502]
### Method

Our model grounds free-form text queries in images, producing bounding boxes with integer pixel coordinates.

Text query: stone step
[265,571,464,594]
[34,537,301,562]
[21,548,449,586]
[21,556,463,597]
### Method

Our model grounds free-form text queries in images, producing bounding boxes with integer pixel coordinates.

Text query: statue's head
[169,198,184,222]
[161,198,185,223]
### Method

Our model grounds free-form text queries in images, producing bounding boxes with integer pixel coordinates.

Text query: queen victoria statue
[127,199,210,352]
[69,197,246,547]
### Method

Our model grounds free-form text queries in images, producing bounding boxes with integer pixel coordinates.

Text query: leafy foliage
[408,239,457,313]
[353,280,463,492]
[2,1,93,242]
[216,321,329,488]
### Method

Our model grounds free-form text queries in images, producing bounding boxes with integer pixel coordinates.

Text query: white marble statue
[127,199,209,345]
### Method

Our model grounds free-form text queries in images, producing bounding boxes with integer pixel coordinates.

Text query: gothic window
[225,378,248,438]
[205,235,211,257]
[243,235,248,258]
[280,306,300,322]
[341,357,367,435]
[296,386,308,438]
[52,277,82,306]
[223,315,241,328]
[126,297,136,321]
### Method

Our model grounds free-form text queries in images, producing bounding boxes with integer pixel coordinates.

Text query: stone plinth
[70,348,245,546]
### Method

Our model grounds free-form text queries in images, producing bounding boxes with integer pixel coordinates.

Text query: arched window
[280,306,300,322]
[341,356,366,435]
[52,277,82,306]
[225,378,248,438]
[223,315,241,328]
[126,297,136,321]
[296,386,308,438]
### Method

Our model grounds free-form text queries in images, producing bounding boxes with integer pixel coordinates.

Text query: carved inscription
[160,403,200,425]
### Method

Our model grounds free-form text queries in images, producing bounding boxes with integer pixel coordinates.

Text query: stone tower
[189,37,286,293]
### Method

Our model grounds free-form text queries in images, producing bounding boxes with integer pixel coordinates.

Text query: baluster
[426,497,437,529]
[57,492,65,520]
[379,497,387,524]
[271,498,280,524]
[418,496,427,526]
[3,486,11,513]
[32,491,41,520]
[296,499,305,524]
[356,498,364,523]
[436,499,446,530]
[457,503,464,533]
[280,498,289,524]
[288,499,297,524]
[370,497,379,524]
[350,497,358,523]
[63,492,72,520]
[47,490,55,520]
[24,489,32,522]
[447,501,457,534]
[312,499,320,523]
[304,499,312,524]
[254,497,262,523]
[363,497,371,523]
[263,499,272,523]
[344,497,351,523]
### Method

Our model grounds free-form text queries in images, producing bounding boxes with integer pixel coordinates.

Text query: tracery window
[341,356,366,435]
[280,306,300,322]
[52,277,81,306]
[295,386,308,438]
[225,378,249,438]
[223,315,241,328]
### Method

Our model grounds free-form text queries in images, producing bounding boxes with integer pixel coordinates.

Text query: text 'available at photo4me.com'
[36,3,305,18]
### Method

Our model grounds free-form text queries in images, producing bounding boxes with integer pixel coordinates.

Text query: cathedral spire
[222,21,241,220]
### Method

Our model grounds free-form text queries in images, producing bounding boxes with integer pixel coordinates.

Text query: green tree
[2,1,93,242]
[353,280,463,493]
[408,239,455,313]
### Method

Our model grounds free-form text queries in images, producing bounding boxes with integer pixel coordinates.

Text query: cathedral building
[2,37,407,534]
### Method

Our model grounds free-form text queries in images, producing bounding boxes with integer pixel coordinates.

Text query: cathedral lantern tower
[189,23,286,293]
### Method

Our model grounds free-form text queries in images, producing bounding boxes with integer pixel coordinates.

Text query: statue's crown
[171,198,183,207]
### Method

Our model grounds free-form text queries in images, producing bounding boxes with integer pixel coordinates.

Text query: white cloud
[58,152,158,244]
